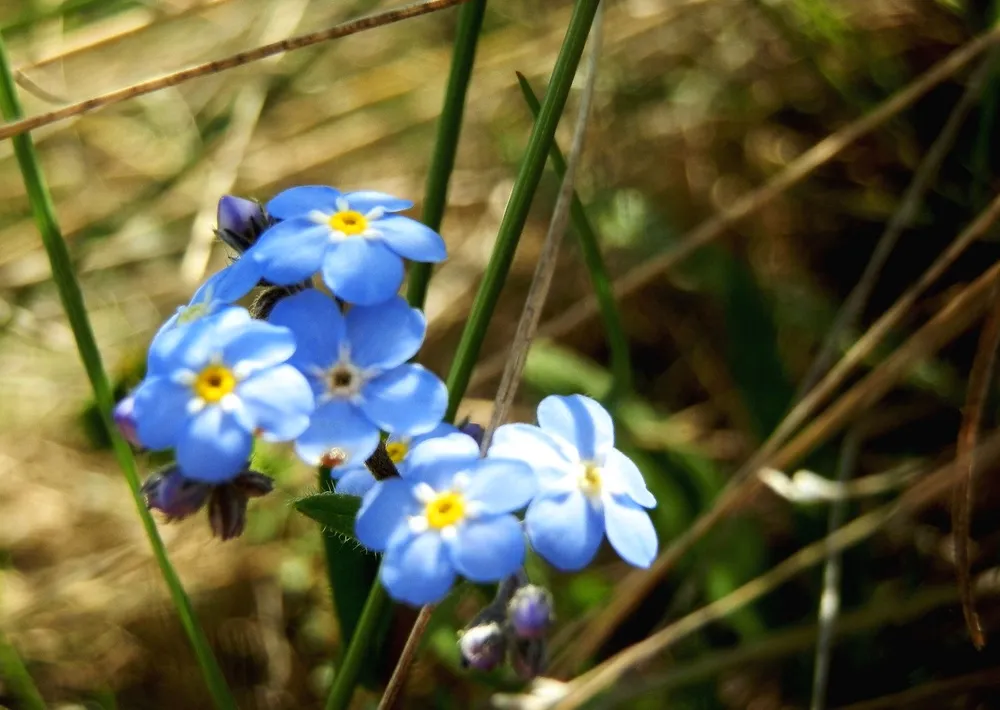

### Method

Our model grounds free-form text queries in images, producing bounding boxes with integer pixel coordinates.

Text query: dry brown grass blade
[0,0,469,142]
[834,668,1000,710]
[553,191,1000,673]
[550,430,1000,709]
[469,23,1000,391]
[952,275,1000,651]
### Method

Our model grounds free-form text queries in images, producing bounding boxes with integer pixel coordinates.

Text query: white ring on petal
[452,472,470,490]
[187,398,206,415]
[365,207,385,220]
[409,516,429,534]
[464,501,483,519]
[220,393,241,413]
[309,209,330,224]
[336,198,349,212]
[413,482,436,504]
[173,370,196,386]
[440,525,458,542]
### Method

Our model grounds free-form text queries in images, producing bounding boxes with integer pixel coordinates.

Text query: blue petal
[345,296,425,370]
[335,467,377,497]
[604,448,656,508]
[191,256,260,305]
[462,458,537,515]
[374,215,447,262]
[360,364,447,436]
[175,406,252,483]
[133,376,191,450]
[447,515,525,582]
[321,238,403,305]
[405,432,481,488]
[410,422,461,447]
[355,478,416,551]
[537,394,614,462]
[147,322,186,375]
[172,307,253,372]
[235,364,314,441]
[381,532,456,606]
[341,190,413,214]
[249,219,328,285]
[603,495,658,568]
[487,423,576,483]
[525,491,604,571]
[267,289,345,371]
[294,399,380,466]
[267,185,341,219]
[222,320,295,374]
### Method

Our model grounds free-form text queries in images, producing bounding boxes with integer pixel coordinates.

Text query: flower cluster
[117,188,448,537]
[117,185,660,681]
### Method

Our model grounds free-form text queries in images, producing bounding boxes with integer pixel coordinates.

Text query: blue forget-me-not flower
[489,394,658,571]
[132,306,314,482]
[332,422,465,497]
[355,433,537,606]
[248,185,446,305]
[267,289,447,469]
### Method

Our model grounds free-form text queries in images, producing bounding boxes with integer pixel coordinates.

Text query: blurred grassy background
[4,0,1000,708]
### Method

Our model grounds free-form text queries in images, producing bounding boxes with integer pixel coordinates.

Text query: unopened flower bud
[231,471,275,499]
[113,394,141,448]
[142,467,212,521]
[509,636,546,681]
[216,195,269,253]
[458,620,507,672]
[457,418,485,448]
[208,486,248,541]
[507,584,554,639]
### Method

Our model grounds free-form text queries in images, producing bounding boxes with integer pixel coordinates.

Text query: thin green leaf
[0,33,235,710]
[515,72,633,405]
[0,633,45,710]
[408,0,489,309]
[443,0,603,421]
[295,491,364,538]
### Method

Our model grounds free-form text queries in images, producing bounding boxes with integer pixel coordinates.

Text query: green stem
[0,33,235,710]
[324,583,390,710]
[444,0,603,421]
[408,0,489,309]
[0,634,45,710]
[515,72,632,406]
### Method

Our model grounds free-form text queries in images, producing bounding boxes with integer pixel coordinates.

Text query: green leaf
[295,491,363,540]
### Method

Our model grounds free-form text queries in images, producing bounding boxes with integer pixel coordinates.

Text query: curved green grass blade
[0,33,235,710]
[407,0,489,309]
[515,72,633,405]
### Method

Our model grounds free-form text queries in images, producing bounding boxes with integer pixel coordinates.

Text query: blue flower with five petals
[333,422,465,497]
[488,394,658,571]
[133,306,314,482]
[267,289,447,468]
[249,186,447,305]
[356,433,537,606]
[148,257,261,374]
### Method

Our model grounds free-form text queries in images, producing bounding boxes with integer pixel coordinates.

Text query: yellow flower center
[329,210,367,235]
[425,491,465,529]
[193,364,236,403]
[579,462,603,496]
[386,440,409,464]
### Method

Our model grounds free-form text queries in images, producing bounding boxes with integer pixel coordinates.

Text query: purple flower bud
[113,394,141,448]
[142,467,212,521]
[509,636,546,681]
[457,418,485,448]
[209,487,248,541]
[507,584,554,639]
[458,620,507,672]
[216,195,269,253]
[231,471,275,498]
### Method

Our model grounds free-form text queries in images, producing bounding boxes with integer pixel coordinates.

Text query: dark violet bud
[142,467,212,521]
[507,584,554,639]
[458,620,507,672]
[457,417,485,448]
[113,394,142,449]
[208,486,248,541]
[508,636,546,681]
[216,195,269,253]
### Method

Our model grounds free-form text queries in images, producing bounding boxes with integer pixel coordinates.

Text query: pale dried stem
[952,274,1000,650]
[471,24,1000,391]
[555,190,1000,672]
[378,7,604,707]
[0,0,470,142]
